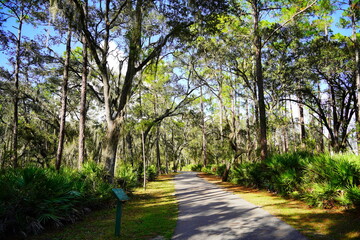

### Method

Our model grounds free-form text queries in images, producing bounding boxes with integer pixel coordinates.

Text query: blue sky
[331,8,353,36]
[0,14,66,69]
[0,5,356,72]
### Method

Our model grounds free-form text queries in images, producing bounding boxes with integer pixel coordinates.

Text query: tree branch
[262,0,317,47]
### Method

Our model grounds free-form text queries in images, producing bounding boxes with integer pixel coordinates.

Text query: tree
[50,0,227,179]
[348,0,360,153]
[307,36,356,152]
[55,24,72,171]
[78,0,88,169]
[281,34,357,153]
[0,0,48,167]
[250,0,267,160]
[200,85,207,166]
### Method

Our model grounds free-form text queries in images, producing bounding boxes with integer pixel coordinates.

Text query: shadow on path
[172,172,307,240]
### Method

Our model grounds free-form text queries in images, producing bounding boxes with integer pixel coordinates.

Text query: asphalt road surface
[172,171,308,240]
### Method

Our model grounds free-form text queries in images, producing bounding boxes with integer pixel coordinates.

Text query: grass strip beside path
[31,174,178,240]
[198,173,360,240]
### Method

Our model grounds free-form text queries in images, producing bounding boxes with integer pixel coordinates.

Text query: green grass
[30,174,178,240]
[199,173,360,240]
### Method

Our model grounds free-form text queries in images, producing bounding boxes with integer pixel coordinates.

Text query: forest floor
[23,172,360,240]
[28,174,178,240]
[198,173,360,240]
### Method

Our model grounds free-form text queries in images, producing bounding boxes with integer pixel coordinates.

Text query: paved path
[172,172,307,240]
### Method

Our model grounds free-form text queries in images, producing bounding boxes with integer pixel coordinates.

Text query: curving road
[172,171,307,240]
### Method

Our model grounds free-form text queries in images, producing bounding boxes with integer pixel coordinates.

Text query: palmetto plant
[0,164,114,238]
[228,152,360,209]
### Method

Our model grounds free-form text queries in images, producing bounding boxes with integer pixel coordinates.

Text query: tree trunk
[356,35,360,155]
[103,117,122,179]
[317,83,325,152]
[78,1,88,169]
[299,95,306,146]
[246,99,251,160]
[164,133,169,173]
[156,126,161,173]
[101,0,122,179]
[56,26,72,171]
[154,90,161,173]
[12,18,23,168]
[351,0,360,154]
[330,85,340,152]
[231,88,238,153]
[200,86,207,166]
[222,164,230,182]
[252,1,267,160]
[222,156,235,182]
[283,100,288,152]
[141,128,146,190]
[126,132,134,167]
[219,84,224,142]
[101,0,143,179]
[171,128,177,172]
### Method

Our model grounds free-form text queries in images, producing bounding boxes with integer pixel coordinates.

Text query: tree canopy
[0,0,359,175]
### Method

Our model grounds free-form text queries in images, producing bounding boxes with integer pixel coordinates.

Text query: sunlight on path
[172,171,307,240]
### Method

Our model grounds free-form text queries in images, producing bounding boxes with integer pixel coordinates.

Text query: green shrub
[159,165,167,173]
[146,165,158,181]
[302,182,341,208]
[116,164,139,190]
[301,154,360,207]
[264,152,311,195]
[331,155,360,186]
[227,151,360,209]
[303,154,360,187]
[201,165,212,174]
[78,162,113,208]
[346,186,360,207]
[211,164,226,176]
[0,164,114,238]
[230,163,258,187]
[190,163,203,171]
[136,164,159,181]
[182,163,203,171]
[200,164,226,176]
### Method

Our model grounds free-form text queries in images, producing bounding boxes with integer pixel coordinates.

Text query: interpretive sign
[111,188,130,236]
[112,188,130,201]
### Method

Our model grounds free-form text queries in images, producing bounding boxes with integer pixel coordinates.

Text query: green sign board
[111,188,130,237]
[112,188,130,201]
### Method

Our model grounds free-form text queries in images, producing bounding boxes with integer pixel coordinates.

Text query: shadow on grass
[28,176,178,240]
[277,208,360,240]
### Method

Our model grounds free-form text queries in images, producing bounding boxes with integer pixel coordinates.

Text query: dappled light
[173,172,307,240]
[1,0,360,239]
[199,173,360,240]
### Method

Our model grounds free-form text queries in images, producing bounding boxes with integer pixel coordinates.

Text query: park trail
[172,171,307,240]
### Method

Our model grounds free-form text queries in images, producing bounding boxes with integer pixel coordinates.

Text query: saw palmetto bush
[116,164,139,190]
[228,152,360,209]
[230,162,265,188]
[264,152,310,195]
[301,154,360,208]
[0,163,114,238]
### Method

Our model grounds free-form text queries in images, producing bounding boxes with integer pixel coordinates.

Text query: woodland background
[1,0,360,237]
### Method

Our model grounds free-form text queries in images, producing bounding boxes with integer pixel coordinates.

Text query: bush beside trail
[193,152,360,209]
[0,162,114,238]
[0,162,160,238]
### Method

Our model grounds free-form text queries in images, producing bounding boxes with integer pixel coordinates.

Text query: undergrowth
[0,162,122,238]
[195,152,360,209]
[0,161,161,238]
[30,174,178,240]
